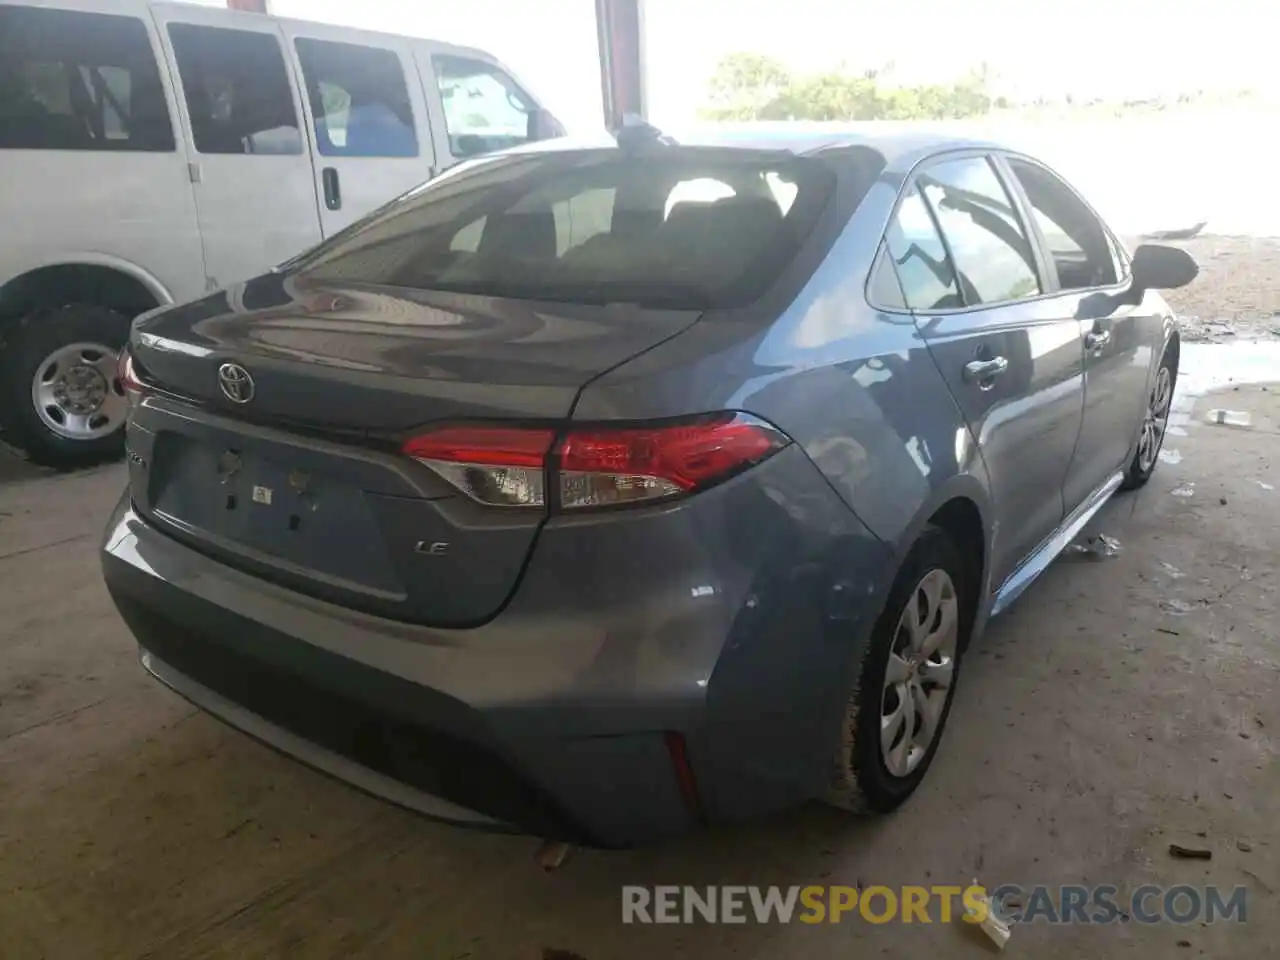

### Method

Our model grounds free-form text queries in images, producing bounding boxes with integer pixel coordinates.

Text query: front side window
[168,24,301,155]
[0,7,173,151]
[292,151,842,310]
[882,185,962,311]
[294,39,417,158]
[434,56,534,159]
[919,157,1041,305]
[1005,157,1117,291]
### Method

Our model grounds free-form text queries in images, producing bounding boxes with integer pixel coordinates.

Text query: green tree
[703,52,794,121]
[700,55,993,122]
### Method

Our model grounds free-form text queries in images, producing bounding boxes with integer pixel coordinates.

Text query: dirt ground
[2,362,1279,958]
[3,234,1280,957]
[1149,234,1280,342]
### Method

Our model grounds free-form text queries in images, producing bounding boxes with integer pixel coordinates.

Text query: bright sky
[188,0,1280,133]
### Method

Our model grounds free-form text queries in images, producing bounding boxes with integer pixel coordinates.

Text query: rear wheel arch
[925,496,986,640]
[891,474,991,584]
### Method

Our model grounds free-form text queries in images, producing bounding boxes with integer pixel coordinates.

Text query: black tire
[827,525,972,813]
[1120,345,1178,491]
[0,304,132,470]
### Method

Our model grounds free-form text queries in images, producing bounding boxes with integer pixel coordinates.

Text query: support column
[594,0,647,131]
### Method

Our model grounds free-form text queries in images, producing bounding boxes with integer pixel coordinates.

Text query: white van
[0,0,564,467]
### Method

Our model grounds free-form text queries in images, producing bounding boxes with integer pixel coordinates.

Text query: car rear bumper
[138,645,511,831]
[102,445,893,846]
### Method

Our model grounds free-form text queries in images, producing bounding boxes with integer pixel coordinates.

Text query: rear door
[280,21,435,235]
[889,154,1086,588]
[152,5,322,290]
[999,154,1156,512]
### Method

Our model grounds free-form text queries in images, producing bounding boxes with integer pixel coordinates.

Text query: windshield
[292,149,838,308]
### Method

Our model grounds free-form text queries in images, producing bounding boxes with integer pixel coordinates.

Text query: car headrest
[478,208,557,260]
[662,195,786,263]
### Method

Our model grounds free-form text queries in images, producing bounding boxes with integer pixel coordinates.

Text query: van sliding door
[280,22,436,236]
[152,5,323,289]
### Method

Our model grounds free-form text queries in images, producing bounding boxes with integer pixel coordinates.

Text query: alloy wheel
[1136,365,1173,474]
[880,568,960,778]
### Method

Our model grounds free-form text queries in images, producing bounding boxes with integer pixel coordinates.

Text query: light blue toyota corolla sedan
[103,126,1196,847]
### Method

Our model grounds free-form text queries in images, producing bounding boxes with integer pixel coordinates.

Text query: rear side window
[294,150,842,309]
[919,157,1041,305]
[868,247,906,310]
[0,6,173,152]
[883,185,962,311]
[168,24,301,155]
[294,39,418,158]
[434,55,534,159]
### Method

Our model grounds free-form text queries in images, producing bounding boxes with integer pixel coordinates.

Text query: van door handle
[963,356,1009,385]
[1085,329,1112,351]
[322,167,341,210]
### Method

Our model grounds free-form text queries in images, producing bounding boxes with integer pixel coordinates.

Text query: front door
[280,22,436,236]
[998,156,1159,511]
[889,156,1086,588]
[151,6,322,290]
[418,49,540,172]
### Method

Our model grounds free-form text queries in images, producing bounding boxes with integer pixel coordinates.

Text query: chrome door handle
[1086,329,1112,350]
[963,356,1009,383]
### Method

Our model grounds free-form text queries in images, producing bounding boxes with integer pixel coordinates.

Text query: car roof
[519,122,1009,174]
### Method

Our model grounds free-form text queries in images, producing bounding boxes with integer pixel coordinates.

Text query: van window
[294,39,418,158]
[0,6,173,151]
[433,56,534,158]
[292,151,842,310]
[167,24,302,155]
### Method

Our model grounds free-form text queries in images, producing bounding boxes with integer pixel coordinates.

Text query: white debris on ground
[1065,533,1122,559]
[1161,598,1196,615]
[963,883,1012,951]
[1167,340,1280,436]
[1205,409,1252,427]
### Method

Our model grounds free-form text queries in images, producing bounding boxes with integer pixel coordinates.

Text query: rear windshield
[292,149,838,308]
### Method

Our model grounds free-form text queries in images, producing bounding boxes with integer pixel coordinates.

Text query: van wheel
[827,525,969,813]
[0,305,132,470]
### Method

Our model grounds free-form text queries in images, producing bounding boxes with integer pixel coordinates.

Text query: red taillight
[117,349,147,405]
[402,426,555,507]
[401,414,787,510]
[557,415,785,508]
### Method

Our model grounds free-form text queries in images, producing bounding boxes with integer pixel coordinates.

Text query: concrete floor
[2,368,1278,959]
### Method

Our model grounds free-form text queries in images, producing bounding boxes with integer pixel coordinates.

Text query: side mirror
[1130,243,1198,292]
[527,108,566,142]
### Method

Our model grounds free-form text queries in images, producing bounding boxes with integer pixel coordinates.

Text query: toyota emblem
[217,362,255,404]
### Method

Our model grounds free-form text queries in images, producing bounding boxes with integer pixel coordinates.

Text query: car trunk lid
[126,272,700,625]
[132,272,698,429]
